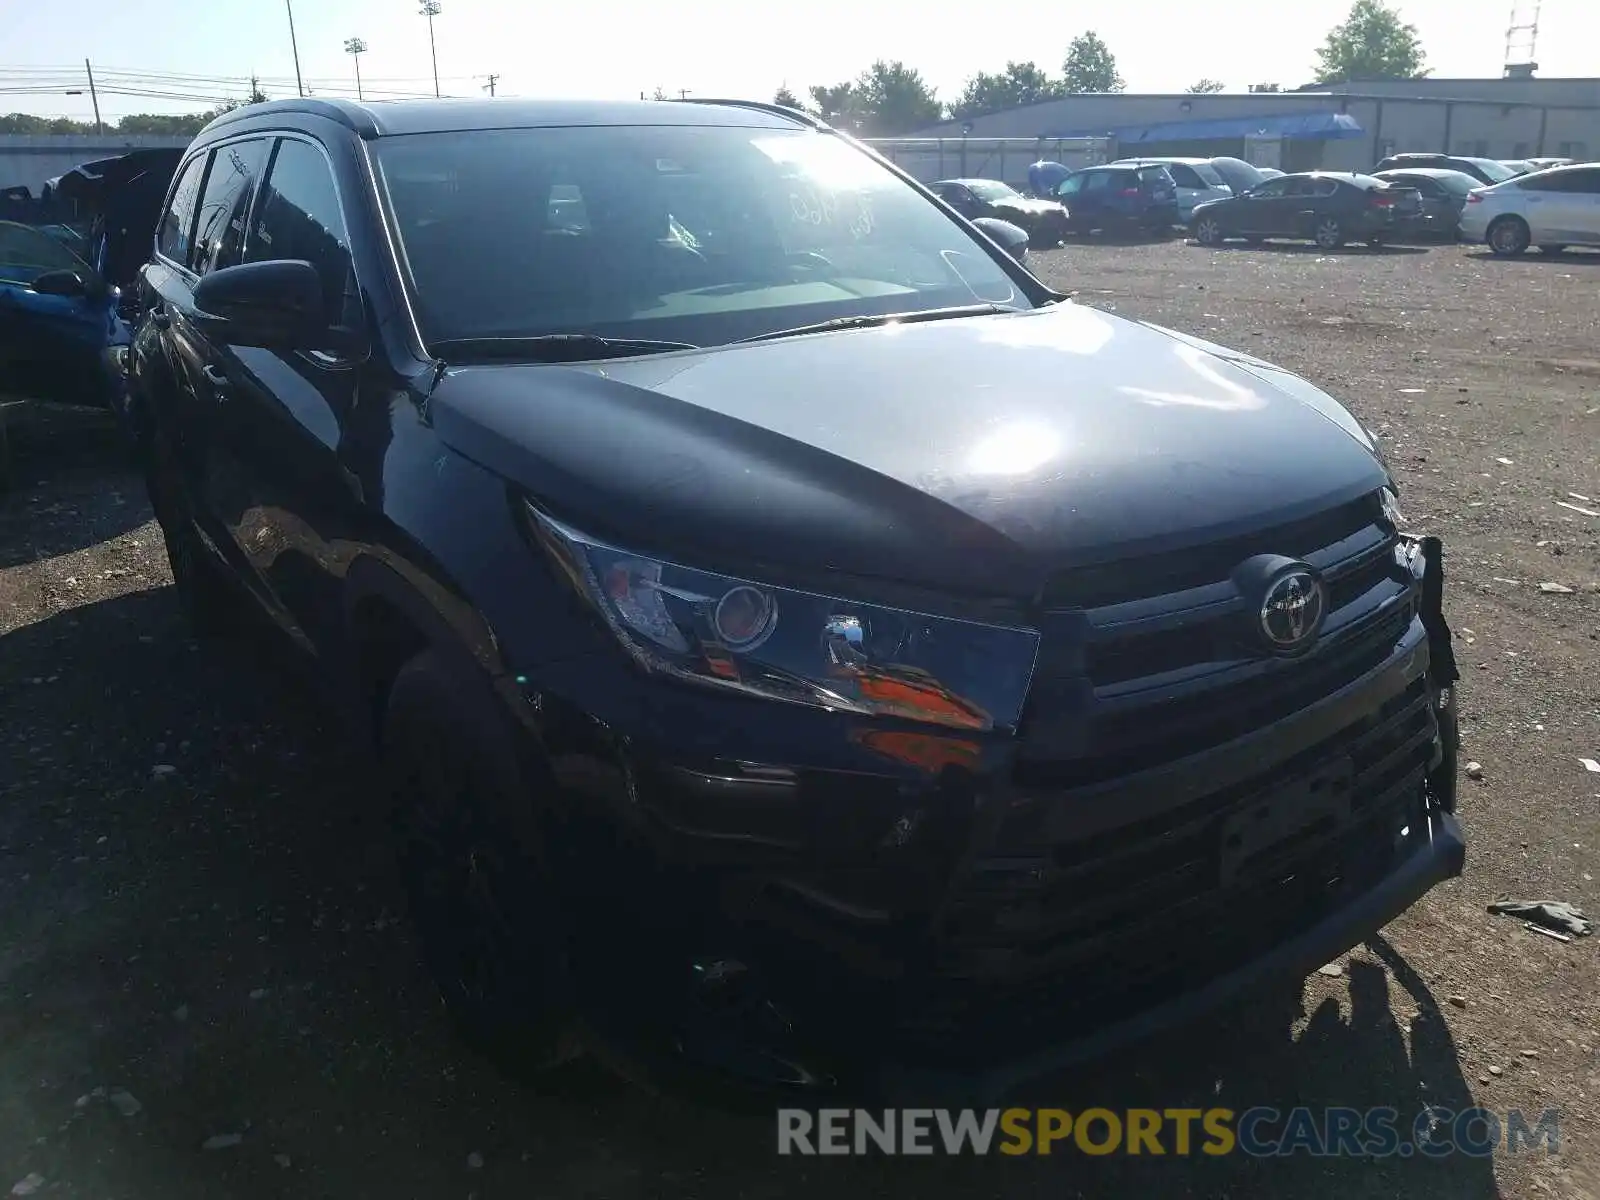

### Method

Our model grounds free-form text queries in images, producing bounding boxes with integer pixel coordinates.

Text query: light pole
[285,0,305,96]
[419,0,442,98]
[344,38,368,101]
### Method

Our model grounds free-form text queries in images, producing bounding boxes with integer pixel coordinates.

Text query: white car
[1458,163,1600,255]
[1111,157,1232,221]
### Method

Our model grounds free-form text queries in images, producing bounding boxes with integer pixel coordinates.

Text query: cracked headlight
[529,506,1040,732]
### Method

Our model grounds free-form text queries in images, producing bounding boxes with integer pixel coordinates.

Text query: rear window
[1191,163,1227,188]
[1466,158,1516,183]
[1137,167,1173,187]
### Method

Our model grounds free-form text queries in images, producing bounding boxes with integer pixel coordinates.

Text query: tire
[1313,217,1345,250]
[386,648,578,1078]
[1193,215,1225,246]
[1487,216,1530,256]
[1538,244,1567,255]
[144,430,244,637]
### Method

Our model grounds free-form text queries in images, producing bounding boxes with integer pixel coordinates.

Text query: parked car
[1206,156,1269,195]
[929,178,1068,247]
[1371,167,1480,240]
[1458,162,1600,256]
[129,96,1463,1103]
[1055,163,1180,235]
[1526,156,1573,171]
[970,215,1030,263]
[0,220,129,410]
[1191,172,1423,250]
[1256,166,1285,179]
[1371,153,1518,187]
[1111,157,1232,221]
[1499,159,1534,177]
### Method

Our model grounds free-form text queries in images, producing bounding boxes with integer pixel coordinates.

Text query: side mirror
[192,259,328,350]
[31,269,88,298]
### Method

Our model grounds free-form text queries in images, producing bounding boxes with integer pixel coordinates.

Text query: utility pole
[84,58,103,135]
[482,73,499,97]
[285,0,305,96]
[344,38,368,101]
[678,88,690,100]
[419,0,442,98]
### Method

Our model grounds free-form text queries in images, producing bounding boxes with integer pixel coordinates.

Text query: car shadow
[1461,249,1600,265]
[1196,241,1431,256]
[0,404,150,568]
[0,588,1500,1200]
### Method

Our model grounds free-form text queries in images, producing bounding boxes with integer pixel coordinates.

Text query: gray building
[0,134,191,195]
[910,77,1600,173]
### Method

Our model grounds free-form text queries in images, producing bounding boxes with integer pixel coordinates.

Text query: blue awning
[1047,111,1365,143]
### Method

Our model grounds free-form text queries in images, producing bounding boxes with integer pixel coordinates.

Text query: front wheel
[1487,216,1530,256]
[1193,215,1225,246]
[387,649,579,1079]
[1314,217,1345,250]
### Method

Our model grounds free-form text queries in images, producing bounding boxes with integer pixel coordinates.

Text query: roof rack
[674,97,829,130]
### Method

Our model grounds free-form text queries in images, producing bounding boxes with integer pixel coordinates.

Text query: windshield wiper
[735,302,1019,345]
[430,334,700,363]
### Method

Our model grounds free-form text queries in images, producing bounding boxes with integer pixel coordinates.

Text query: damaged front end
[1404,532,1461,816]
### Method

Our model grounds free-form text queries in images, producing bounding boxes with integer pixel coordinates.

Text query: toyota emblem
[1260,569,1326,653]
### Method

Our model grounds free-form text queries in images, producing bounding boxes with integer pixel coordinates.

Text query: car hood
[428,303,1387,600]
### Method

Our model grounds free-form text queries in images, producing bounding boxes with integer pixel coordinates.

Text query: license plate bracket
[1219,758,1354,886]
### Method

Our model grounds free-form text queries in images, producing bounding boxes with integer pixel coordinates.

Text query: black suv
[1371,153,1519,187]
[128,97,1462,1103]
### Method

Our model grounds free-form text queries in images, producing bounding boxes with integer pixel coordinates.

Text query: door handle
[150,309,170,329]
[202,364,230,390]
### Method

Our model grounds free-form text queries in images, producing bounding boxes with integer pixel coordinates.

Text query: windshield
[965,180,1021,202]
[374,125,1031,349]
[0,219,90,286]
[1467,158,1517,183]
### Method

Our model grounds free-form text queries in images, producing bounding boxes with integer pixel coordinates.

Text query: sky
[0,0,1594,123]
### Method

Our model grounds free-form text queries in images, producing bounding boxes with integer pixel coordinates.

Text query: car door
[939,185,982,220]
[1537,168,1600,244]
[1055,172,1088,226]
[149,136,273,587]
[0,220,116,406]
[1073,170,1116,228]
[1234,176,1290,234]
[1161,163,1206,218]
[205,134,371,654]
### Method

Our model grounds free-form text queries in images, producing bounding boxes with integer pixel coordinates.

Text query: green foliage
[804,62,941,135]
[1315,0,1427,82]
[1061,32,1125,93]
[773,85,802,110]
[1186,79,1227,94]
[951,61,1063,118]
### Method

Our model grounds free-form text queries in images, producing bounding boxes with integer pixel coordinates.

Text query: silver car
[1458,163,1600,255]
[1112,157,1233,221]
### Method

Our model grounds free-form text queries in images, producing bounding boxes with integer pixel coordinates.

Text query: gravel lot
[2,237,1597,1199]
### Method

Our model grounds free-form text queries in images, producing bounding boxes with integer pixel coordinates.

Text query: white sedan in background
[1459,163,1600,255]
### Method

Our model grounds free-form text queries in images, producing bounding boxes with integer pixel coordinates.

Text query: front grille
[1017,495,1413,784]
[897,676,1438,1062]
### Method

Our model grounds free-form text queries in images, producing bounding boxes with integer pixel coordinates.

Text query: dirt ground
[1,237,1597,1200]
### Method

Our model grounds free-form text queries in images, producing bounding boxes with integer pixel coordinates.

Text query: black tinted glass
[375,125,1028,347]
[192,139,270,275]
[157,154,207,267]
[248,138,360,327]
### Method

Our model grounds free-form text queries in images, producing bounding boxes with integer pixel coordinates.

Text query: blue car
[1055,163,1182,236]
[0,219,130,414]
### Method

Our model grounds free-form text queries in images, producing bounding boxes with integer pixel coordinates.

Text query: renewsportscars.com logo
[777,1107,1562,1158]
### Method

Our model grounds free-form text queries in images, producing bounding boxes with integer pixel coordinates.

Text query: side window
[192,138,271,276]
[1057,174,1085,196]
[247,137,361,330]
[1166,164,1202,189]
[1521,172,1572,193]
[157,153,208,267]
[1562,169,1600,194]
[1314,179,1340,198]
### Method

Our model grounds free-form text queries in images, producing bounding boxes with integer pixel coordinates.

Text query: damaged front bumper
[563,535,1465,1104]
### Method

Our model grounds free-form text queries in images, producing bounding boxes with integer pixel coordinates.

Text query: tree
[807,82,857,126]
[1061,32,1125,93]
[951,61,1062,118]
[1314,0,1427,82]
[849,60,942,135]
[773,85,802,110]
[1186,79,1226,93]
